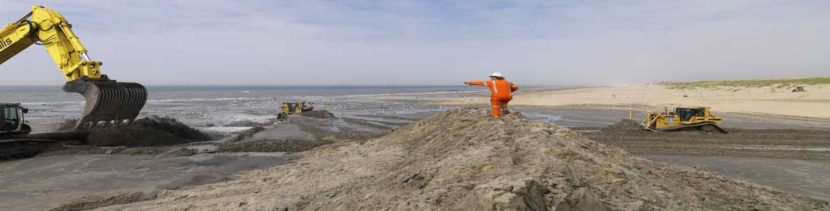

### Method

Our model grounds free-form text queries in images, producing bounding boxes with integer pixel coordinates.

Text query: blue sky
[1,0,829,86]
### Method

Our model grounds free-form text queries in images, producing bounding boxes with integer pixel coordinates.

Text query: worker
[464,72,519,117]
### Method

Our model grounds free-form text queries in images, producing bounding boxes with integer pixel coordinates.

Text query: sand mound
[102,108,828,210]
[300,110,336,119]
[602,119,644,132]
[85,116,212,147]
[223,120,258,127]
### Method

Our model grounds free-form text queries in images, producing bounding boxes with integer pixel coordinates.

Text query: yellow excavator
[642,106,728,134]
[1,6,147,130]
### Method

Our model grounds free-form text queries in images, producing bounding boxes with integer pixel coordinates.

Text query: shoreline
[424,84,830,120]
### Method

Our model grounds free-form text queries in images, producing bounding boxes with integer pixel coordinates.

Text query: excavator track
[0,131,88,160]
[64,79,148,130]
[0,139,56,160]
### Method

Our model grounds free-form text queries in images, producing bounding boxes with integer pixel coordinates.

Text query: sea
[0,85,551,127]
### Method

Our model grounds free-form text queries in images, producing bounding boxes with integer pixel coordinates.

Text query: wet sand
[511,106,830,130]
[4,107,829,209]
[0,153,294,211]
[644,155,830,201]
[92,108,830,210]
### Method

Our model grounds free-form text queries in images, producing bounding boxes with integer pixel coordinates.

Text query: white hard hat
[490,72,503,77]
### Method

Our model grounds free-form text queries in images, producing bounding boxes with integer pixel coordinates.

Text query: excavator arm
[0,6,147,130]
[0,6,103,80]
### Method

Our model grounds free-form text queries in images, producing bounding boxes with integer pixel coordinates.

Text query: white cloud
[1,0,828,86]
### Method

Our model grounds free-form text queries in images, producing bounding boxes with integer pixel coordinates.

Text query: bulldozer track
[657,123,729,134]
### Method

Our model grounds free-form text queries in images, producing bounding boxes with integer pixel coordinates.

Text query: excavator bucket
[63,81,147,130]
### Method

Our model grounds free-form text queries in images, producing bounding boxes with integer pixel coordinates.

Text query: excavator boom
[0,5,147,129]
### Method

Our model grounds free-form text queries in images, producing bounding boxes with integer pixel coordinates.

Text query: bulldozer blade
[711,124,729,134]
[63,80,147,130]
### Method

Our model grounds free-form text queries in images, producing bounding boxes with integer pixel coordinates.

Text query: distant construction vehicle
[278,102,314,119]
[642,106,728,134]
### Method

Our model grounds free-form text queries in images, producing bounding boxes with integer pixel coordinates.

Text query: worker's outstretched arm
[464,81,486,86]
[510,82,518,92]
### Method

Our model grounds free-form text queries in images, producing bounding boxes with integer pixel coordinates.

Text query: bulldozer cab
[0,103,26,132]
[675,107,707,121]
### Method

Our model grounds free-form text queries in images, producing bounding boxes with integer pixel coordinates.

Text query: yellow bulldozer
[277,102,314,119]
[642,106,728,134]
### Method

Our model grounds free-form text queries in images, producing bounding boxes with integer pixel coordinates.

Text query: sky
[0,0,828,86]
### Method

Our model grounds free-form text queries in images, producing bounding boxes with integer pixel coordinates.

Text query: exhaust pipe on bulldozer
[63,77,148,130]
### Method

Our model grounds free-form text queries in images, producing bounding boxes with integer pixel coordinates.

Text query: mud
[224,126,266,143]
[218,139,334,153]
[297,122,388,142]
[0,153,294,211]
[223,120,259,127]
[28,117,213,158]
[85,116,212,147]
[300,110,337,119]
[102,108,829,210]
[283,114,390,142]
[343,117,397,130]
[36,145,199,159]
[218,115,382,153]
[575,119,830,160]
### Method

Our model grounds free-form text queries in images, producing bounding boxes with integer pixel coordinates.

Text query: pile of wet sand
[216,114,388,153]
[40,117,211,157]
[602,119,645,132]
[85,116,212,147]
[300,110,336,119]
[300,110,337,119]
[103,108,828,210]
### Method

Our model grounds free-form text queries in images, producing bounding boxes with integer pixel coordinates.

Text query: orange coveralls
[465,79,519,117]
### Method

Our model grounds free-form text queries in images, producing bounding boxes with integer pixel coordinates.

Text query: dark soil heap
[218,139,333,153]
[602,119,644,132]
[85,116,212,147]
[300,110,336,119]
[104,108,828,210]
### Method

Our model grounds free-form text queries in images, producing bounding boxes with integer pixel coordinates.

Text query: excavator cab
[0,103,31,135]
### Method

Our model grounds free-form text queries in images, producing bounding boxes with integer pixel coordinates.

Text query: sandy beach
[431,84,830,119]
